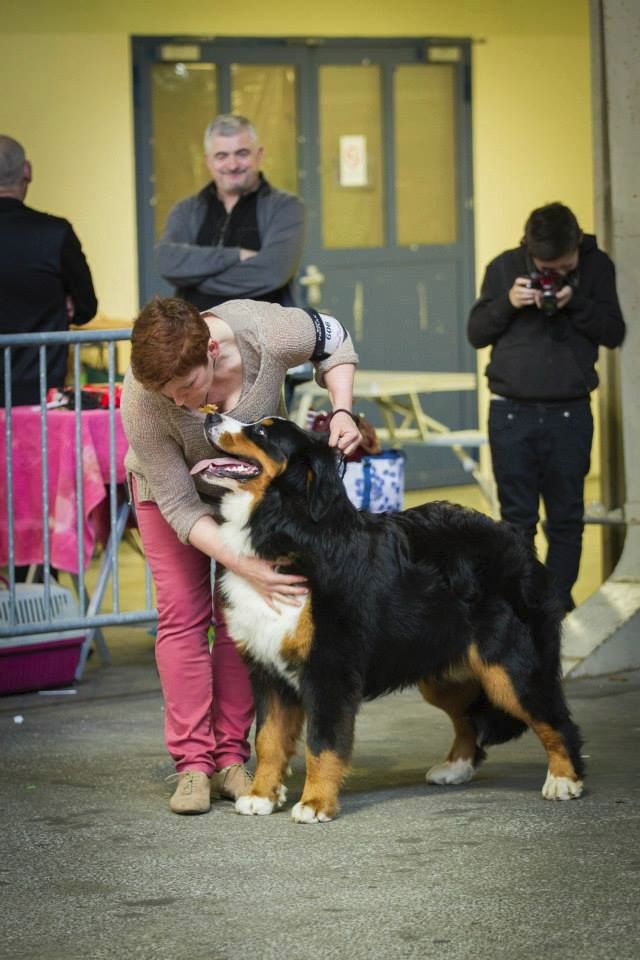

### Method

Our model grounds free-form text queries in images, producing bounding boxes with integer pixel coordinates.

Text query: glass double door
[133,37,477,488]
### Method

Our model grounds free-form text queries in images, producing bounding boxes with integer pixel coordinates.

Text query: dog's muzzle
[190,412,260,482]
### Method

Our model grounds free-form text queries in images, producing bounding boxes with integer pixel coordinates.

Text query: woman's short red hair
[130,297,210,391]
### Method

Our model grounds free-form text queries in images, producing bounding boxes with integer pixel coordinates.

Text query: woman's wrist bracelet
[329,408,360,425]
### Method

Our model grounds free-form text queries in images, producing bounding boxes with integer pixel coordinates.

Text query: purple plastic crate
[0,635,84,695]
[0,584,84,694]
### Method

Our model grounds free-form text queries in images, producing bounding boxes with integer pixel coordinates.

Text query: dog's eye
[253,425,267,438]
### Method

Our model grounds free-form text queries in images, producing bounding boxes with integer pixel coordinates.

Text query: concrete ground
[1,627,639,960]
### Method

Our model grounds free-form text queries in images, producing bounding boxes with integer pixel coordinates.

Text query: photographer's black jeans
[489,397,593,612]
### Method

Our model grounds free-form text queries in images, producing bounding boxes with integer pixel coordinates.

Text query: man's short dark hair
[523,202,582,260]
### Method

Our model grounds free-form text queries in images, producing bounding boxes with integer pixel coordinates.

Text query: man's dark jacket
[0,197,98,405]
[467,234,625,401]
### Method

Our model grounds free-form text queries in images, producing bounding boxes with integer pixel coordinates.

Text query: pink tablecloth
[0,406,128,574]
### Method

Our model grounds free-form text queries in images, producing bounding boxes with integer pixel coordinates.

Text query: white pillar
[563,0,640,675]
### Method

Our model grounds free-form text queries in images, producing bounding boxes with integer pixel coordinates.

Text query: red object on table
[0,406,128,574]
[47,383,123,409]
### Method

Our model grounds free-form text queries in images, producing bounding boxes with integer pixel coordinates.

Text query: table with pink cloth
[0,406,128,575]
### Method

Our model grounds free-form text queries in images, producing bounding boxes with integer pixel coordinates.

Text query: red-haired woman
[121,297,359,814]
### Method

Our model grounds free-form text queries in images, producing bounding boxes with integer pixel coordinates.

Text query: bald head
[0,136,31,198]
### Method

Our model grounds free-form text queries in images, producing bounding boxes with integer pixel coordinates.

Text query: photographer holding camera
[467,202,625,612]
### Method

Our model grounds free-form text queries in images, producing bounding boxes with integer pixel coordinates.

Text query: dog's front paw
[542,772,583,800]
[235,794,274,816]
[291,801,333,824]
[426,758,475,785]
[235,784,287,816]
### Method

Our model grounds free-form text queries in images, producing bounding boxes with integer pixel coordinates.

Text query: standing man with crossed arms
[155,114,305,310]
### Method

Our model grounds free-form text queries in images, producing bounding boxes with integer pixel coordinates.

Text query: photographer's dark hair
[523,202,582,260]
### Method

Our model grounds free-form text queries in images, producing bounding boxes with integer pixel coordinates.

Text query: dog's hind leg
[419,677,485,786]
[235,690,304,817]
[468,645,584,800]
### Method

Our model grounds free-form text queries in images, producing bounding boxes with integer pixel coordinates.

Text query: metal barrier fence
[1,328,157,677]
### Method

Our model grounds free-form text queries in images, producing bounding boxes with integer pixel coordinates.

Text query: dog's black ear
[306,446,344,522]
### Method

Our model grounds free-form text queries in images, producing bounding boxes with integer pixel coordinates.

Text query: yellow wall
[1,0,593,320]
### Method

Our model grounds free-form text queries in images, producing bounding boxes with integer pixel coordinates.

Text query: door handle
[299,263,325,307]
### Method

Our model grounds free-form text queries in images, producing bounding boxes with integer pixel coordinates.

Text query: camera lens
[540,292,558,317]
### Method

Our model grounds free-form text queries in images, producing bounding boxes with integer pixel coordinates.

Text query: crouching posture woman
[121,296,360,814]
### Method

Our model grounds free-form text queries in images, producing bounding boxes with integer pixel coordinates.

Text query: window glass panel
[231,64,298,195]
[394,64,457,246]
[319,65,384,249]
[151,63,217,240]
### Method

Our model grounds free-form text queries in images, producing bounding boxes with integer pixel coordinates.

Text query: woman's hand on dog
[233,555,308,610]
[188,516,308,610]
[328,410,362,458]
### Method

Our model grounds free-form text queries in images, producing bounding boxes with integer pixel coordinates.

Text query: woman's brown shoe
[211,764,253,801]
[168,770,211,814]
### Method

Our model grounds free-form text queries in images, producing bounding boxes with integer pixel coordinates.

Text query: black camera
[529,269,566,318]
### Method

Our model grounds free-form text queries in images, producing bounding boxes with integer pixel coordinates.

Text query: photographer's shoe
[212,763,253,801]
[168,770,211,814]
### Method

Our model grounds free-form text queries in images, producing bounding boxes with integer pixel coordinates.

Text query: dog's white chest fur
[217,491,304,689]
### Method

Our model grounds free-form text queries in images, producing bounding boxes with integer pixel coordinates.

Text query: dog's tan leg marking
[420,676,480,762]
[467,644,582,798]
[281,599,314,664]
[253,696,304,799]
[420,676,481,785]
[236,697,304,816]
[291,748,349,824]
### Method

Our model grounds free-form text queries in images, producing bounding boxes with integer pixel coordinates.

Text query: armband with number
[305,308,348,361]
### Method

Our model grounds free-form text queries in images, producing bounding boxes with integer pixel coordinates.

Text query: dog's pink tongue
[190,458,233,476]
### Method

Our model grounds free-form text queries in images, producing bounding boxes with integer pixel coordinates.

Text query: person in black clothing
[0,135,98,406]
[155,114,305,311]
[467,202,625,612]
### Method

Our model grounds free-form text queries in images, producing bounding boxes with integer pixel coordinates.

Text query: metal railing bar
[73,344,86,615]
[38,345,53,616]
[0,329,131,346]
[107,343,120,613]
[0,610,158,639]
[3,347,17,620]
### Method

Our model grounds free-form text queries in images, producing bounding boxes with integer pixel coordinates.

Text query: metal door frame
[131,36,475,328]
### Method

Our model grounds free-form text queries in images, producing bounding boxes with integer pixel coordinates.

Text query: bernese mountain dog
[192,412,584,824]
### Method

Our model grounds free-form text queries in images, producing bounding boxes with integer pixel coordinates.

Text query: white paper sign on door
[339,135,368,187]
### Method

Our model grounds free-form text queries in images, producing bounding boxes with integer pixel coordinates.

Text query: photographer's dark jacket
[0,197,97,405]
[467,235,625,401]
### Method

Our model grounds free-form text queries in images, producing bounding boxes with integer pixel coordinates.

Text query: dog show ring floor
[0,621,638,960]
